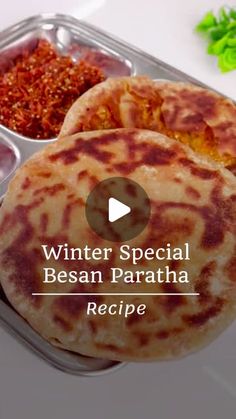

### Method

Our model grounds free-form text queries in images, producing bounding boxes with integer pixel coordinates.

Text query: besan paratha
[59,76,236,174]
[0,128,236,362]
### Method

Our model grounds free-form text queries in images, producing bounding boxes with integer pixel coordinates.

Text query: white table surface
[87,0,236,100]
[0,1,236,419]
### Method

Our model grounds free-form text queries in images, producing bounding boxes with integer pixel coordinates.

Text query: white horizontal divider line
[32,292,199,296]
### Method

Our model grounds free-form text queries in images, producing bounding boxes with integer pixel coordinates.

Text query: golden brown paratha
[0,128,236,361]
[59,76,236,173]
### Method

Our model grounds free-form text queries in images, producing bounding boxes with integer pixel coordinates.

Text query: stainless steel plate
[0,13,227,376]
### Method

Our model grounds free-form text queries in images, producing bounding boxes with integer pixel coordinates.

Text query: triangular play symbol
[108,197,131,223]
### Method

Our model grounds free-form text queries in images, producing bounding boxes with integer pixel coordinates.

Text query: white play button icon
[108,197,131,223]
[86,177,150,241]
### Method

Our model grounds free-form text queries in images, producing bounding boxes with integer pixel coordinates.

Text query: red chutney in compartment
[0,141,17,182]
[0,40,105,140]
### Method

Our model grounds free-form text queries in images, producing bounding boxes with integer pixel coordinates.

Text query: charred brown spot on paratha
[169,260,181,271]
[179,158,219,180]
[21,177,31,190]
[174,177,182,184]
[225,253,236,282]
[77,170,99,189]
[185,186,201,200]
[183,298,224,327]
[89,320,98,335]
[0,213,15,236]
[162,89,217,132]
[160,283,186,313]
[53,315,73,332]
[126,311,145,326]
[200,206,225,249]
[190,166,219,180]
[195,261,217,305]
[136,332,150,346]
[33,183,65,197]
[142,146,177,166]
[201,182,235,249]
[38,172,52,178]
[2,246,42,306]
[40,212,49,234]
[54,294,103,319]
[156,328,182,340]
[156,330,170,340]
[49,133,117,165]
[146,204,196,248]
[62,199,84,229]
[0,203,45,305]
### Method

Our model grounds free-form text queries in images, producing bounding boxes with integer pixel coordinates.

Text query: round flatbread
[0,128,236,361]
[59,76,236,173]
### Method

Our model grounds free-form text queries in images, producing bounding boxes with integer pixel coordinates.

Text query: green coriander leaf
[226,21,236,30]
[207,34,229,55]
[219,6,229,24]
[218,47,236,72]
[229,8,236,19]
[209,25,228,41]
[227,38,236,47]
[196,11,217,32]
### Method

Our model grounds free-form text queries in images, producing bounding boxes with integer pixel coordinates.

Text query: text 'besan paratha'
[0,128,236,362]
[59,76,236,173]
